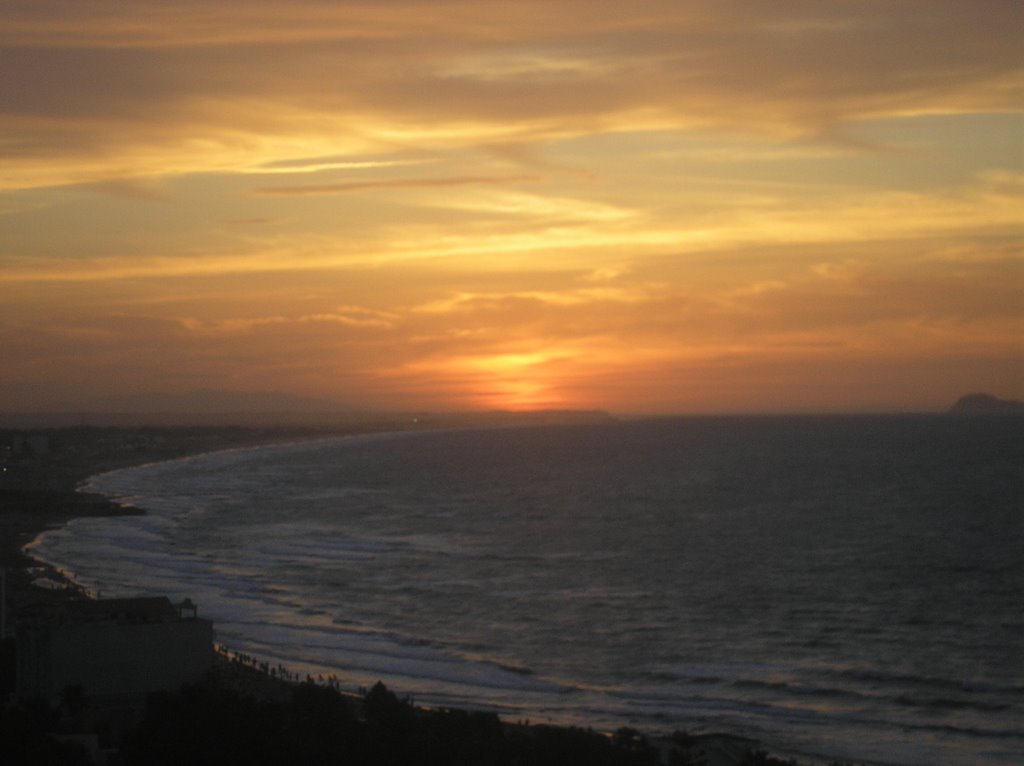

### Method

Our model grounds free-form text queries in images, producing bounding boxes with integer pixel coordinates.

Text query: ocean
[30,416,1024,765]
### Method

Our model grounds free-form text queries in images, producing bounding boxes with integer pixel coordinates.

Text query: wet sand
[0,487,133,614]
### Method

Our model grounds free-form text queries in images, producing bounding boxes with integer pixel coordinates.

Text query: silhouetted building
[16,596,213,703]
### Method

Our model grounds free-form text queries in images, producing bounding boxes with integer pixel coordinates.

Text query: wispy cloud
[250,155,434,175]
[253,174,541,196]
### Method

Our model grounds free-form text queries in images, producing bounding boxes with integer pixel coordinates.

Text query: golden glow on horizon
[482,354,568,413]
[0,1,1021,414]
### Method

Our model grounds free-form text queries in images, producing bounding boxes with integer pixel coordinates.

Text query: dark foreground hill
[0,666,823,766]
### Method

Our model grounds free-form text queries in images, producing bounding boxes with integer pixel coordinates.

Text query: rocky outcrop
[948,393,1024,415]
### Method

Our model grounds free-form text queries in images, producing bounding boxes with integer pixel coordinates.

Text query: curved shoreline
[3,421,766,766]
[10,426,817,765]
[3,420,903,766]
[1,416,599,619]
[1,426,359,617]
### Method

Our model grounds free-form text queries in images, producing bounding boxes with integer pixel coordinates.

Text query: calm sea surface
[32,416,1024,765]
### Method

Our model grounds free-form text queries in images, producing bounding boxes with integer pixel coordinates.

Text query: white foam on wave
[221,617,567,695]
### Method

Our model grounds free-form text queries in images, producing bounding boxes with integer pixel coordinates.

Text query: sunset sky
[1,1,1021,414]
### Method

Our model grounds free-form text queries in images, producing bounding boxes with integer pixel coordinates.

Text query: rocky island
[947,393,1024,415]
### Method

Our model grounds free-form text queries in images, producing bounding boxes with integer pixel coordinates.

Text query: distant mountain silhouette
[947,393,1024,415]
[91,388,349,414]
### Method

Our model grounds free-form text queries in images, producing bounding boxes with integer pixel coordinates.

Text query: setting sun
[468,352,573,410]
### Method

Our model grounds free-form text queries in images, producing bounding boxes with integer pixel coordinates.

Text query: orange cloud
[254,174,540,196]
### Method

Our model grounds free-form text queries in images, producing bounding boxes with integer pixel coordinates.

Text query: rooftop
[19,596,201,628]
